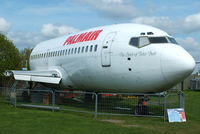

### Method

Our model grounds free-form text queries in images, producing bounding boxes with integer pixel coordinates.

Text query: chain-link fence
[11,89,58,111]
[190,79,200,90]
[1,87,184,120]
[0,87,10,103]
[55,90,97,116]
[97,93,165,117]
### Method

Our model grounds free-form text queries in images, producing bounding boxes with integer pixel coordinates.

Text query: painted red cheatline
[63,29,103,45]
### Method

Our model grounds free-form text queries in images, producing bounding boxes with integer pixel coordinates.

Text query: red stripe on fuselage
[63,29,103,45]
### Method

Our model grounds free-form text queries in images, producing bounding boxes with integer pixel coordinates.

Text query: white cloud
[182,13,200,33]
[8,24,79,49]
[0,17,11,33]
[20,7,70,15]
[41,24,79,38]
[131,12,200,34]
[8,32,44,50]
[177,37,200,61]
[80,0,142,19]
[131,16,176,34]
[102,0,123,4]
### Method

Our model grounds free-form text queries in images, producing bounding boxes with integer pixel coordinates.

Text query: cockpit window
[129,36,178,48]
[129,37,150,48]
[168,37,178,44]
[149,37,168,43]
[139,36,150,47]
[129,37,139,47]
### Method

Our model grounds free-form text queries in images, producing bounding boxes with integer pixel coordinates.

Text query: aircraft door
[101,32,117,67]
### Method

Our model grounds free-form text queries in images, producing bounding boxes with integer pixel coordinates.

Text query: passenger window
[85,46,88,53]
[75,48,77,54]
[78,47,80,54]
[65,49,68,55]
[82,47,84,53]
[94,45,98,52]
[71,48,74,54]
[90,45,93,52]
[68,49,71,55]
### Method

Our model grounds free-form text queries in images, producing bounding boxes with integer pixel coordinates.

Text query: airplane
[6,23,195,93]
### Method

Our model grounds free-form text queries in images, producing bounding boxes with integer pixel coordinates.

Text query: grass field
[0,91,200,134]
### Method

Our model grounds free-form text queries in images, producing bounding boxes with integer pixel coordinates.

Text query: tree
[20,48,32,70]
[0,34,21,77]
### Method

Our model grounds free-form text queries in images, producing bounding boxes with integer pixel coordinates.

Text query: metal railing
[1,87,184,120]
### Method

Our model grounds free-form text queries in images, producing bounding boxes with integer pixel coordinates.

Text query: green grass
[0,91,200,134]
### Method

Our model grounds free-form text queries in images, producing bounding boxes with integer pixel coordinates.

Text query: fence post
[94,93,98,119]
[164,93,167,122]
[14,88,16,108]
[179,91,185,108]
[52,90,55,112]
[10,87,17,107]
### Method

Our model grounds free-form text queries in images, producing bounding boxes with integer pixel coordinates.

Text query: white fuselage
[29,23,195,93]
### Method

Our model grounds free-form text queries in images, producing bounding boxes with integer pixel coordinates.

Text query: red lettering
[81,32,93,42]
[70,34,80,44]
[63,29,103,45]
[88,30,103,40]
[67,35,76,45]
[63,36,73,45]
[76,32,88,43]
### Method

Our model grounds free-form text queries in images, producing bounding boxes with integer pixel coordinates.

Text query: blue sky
[0,0,200,62]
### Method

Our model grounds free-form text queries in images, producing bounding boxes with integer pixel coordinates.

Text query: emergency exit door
[101,32,117,67]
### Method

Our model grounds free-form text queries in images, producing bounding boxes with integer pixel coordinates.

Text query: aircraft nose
[161,46,195,84]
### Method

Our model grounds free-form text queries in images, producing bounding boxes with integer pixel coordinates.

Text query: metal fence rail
[54,90,97,116]
[0,87,184,120]
[190,79,200,90]
[13,89,56,111]
[97,93,165,117]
